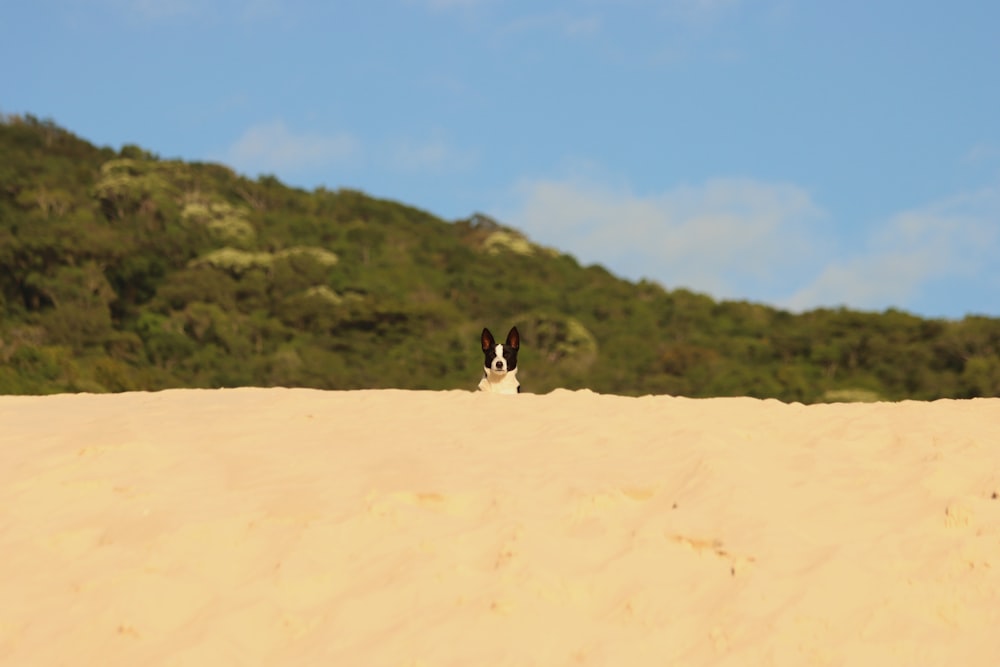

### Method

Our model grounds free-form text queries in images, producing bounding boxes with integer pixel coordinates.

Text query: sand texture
[2,388,999,665]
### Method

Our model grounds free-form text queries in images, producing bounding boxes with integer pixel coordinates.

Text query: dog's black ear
[506,326,519,350]
[481,328,496,351]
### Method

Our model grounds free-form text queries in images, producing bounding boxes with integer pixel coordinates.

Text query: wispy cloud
[419,0,490,10]
[222,121,360,176]
[386,130,476,172]
[505,172,1000,315]
[662,0,743,23]
[108,0,283,22]
[235,0,285,22]
[115,0,197,20]
[220,122,480,179]
[564,15,602,37]
[783,185,1000,312]
[505,176,827,300]
[963,141,1000,165]
[498,11,603,39]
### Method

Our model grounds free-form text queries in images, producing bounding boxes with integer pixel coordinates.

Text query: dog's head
[481,326,519,376]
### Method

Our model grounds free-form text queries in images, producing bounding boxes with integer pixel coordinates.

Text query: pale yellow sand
[1,388,999,665]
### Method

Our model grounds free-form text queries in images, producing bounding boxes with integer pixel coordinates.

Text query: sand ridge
[1,388,999,665]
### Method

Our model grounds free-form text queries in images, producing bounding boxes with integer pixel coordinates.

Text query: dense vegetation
[2,115,999,400]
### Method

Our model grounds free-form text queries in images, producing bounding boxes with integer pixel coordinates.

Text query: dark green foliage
[2,114,1000,400]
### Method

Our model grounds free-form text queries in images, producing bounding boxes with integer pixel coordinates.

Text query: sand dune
[1,388,998,665]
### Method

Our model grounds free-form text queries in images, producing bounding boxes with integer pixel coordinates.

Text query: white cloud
[662,0,743,23]
[781,253,942,313]
[421,0,489,10]
[783,185,1000,312]
[505,176,827,299]
[110,0,284,22]
[116,0,197,20]
[223,121,360,175]
[505,174,1000,315]
[387,131,476,172]
[963,142,1000,165]
[236,0,285,22]
[675,0,742,13]
[495,10,603,40]
[565,15,602,37]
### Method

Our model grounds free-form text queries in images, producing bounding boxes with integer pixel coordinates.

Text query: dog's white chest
[479,369,520,394]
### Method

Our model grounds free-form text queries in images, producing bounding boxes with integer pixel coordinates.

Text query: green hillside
[2,114,999,400]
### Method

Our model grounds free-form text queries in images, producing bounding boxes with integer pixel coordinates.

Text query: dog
[478,326,520,394]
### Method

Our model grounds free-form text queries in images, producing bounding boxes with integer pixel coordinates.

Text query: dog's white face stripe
[491,344,507,373]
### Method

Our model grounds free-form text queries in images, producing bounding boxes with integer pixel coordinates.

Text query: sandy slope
[1,388,999,665]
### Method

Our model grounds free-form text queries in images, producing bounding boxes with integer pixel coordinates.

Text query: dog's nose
[494,361,504,370]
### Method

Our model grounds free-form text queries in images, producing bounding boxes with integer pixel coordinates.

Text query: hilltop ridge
[2,114,999,400]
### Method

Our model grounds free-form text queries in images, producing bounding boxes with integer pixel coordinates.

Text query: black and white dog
[478,326,520,394]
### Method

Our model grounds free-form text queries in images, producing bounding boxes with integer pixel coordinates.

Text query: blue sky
[3,0,999,319]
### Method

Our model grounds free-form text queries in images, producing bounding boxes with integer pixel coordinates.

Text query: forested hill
[2,115,999,400]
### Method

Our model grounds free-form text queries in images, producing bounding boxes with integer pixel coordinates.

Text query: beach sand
[2,388,998,665]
